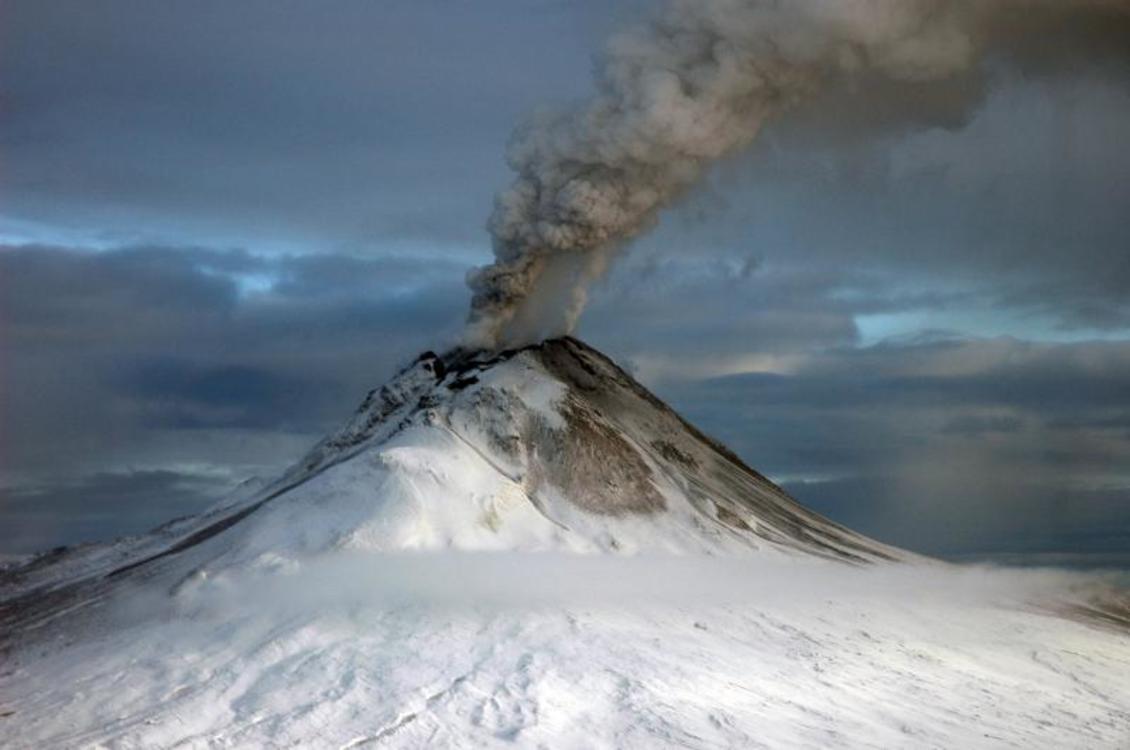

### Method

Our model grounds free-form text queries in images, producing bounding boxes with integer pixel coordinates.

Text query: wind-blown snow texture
[2,337,1128,748]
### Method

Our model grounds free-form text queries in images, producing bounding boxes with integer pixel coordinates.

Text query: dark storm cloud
[652,337,1130,560]
[660,338,1130,471]
[0,244,469,477]
[999,277,1130,332]
[0,242,475,552]
[584,254,972,365]
[783,479,1130,567]
[939,414,1024,436]
[0,0,607,249]
[121,360,328,431]
[1,471,231,555]
[590,260,864,360]
[699,341,1130,414]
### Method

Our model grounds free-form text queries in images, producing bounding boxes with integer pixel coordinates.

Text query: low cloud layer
[176,551,1123,614]
[651,338,1130,562]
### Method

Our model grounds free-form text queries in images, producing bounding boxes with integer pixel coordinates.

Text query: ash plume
[464,0,1129,350]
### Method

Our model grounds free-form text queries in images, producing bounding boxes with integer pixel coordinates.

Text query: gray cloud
[651,337,1130,560]
[1,471,231,555]
[1,3,1128,565]
[0,1,607,250]
[4,242,1128,563]
[603,69,1130,339]
[0,244,468,490]
[784,478,1130,566]
[659,338,1130,467]
[0,242,473,552]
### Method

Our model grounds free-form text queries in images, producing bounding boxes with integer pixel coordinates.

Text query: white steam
[465,0,1128,349]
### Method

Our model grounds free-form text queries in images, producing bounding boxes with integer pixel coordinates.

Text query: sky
[1,0,1128,565]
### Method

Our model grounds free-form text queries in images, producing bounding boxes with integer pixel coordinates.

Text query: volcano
[2,338,1128,748]
[2,337,899,611]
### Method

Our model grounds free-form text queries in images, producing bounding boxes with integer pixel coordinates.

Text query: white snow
[3,555,1129,748]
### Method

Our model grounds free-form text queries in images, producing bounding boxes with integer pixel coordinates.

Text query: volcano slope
[1,337,1128,748]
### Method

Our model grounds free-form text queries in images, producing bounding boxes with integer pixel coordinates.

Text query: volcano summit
[2,338,1128,748]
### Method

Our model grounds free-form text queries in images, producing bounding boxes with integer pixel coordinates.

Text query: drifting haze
[167,552,1120,616]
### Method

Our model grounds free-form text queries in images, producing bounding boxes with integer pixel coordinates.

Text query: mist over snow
[5,550,1130,748]
[3,337,1129,748]
[155,550,1129,614]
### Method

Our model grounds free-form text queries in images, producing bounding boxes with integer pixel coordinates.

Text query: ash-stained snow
[2,337,1129,748]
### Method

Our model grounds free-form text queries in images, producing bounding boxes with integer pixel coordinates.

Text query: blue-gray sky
[2,0,1128,565]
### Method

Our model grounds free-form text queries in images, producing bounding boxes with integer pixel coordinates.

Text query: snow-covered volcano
[191,336,901,558]
[3,338,1129,748]
[2,337,898,614]
[184,335,900,563]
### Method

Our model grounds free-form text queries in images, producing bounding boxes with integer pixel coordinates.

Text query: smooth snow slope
[2,337,1129,748]
[3,555,1130,748]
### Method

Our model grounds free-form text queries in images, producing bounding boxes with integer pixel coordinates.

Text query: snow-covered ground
[3,554,1129,748]
[3,338,1128,747]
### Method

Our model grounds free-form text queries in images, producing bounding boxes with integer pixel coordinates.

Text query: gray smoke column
[465,0,1127,350]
